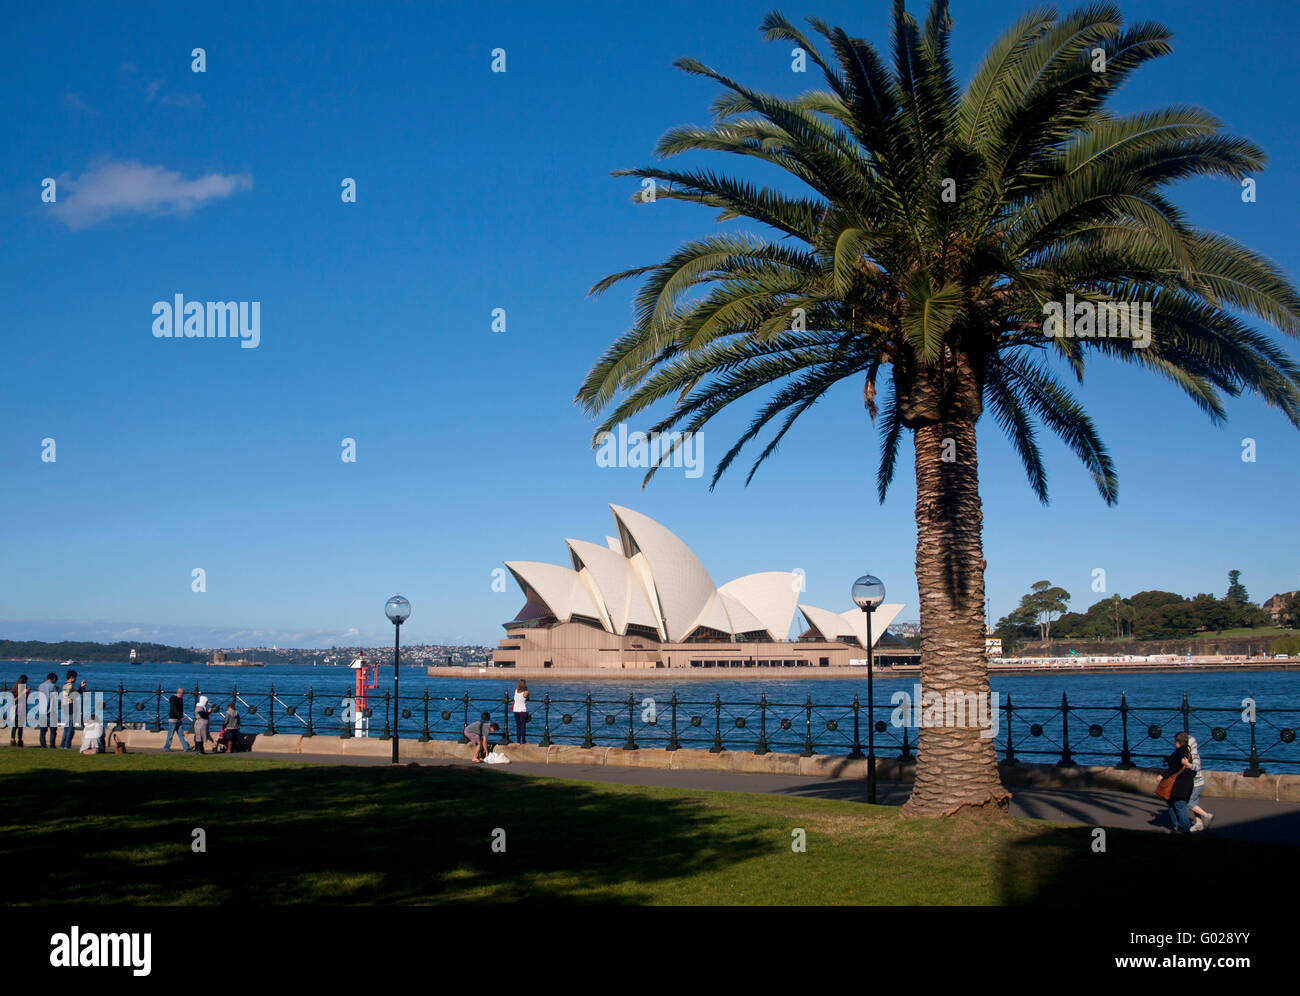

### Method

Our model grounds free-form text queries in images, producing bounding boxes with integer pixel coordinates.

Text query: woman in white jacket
[1187,734,1215,831]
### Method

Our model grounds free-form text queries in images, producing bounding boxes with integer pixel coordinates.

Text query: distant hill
[0,639,199,664]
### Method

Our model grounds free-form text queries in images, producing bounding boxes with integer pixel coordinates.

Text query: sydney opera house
[491,505,905,671]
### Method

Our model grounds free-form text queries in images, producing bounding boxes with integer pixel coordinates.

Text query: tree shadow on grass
[1,764,767,904]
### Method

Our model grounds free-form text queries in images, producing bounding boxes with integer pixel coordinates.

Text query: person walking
[163,688,191,752]
[1161,732,1196,833]
[512,679,531,744]
[58,670,79,749]
[1187,734,1215,832]
[9,675,28,746]
[192,695,213,754]
[36,673,57,748]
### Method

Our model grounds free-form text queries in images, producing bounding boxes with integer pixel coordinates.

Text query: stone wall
[46,727,1298,803]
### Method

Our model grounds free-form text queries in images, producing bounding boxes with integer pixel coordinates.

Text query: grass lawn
[1193,626,1291,639]
[2,750,1292,905]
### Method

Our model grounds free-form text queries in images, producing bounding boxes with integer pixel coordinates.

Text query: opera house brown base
[491,620,917,671]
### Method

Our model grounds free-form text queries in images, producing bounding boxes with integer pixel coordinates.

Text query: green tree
[994,603,1037,648]
[576,3,1300,817]
[1027,580,1071,640]
[1225,569,1249,607]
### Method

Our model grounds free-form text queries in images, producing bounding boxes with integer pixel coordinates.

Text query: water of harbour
[5,660,1297,773]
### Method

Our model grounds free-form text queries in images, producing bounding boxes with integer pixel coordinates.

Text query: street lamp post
[384,595,411,765]
[851,574,886,804]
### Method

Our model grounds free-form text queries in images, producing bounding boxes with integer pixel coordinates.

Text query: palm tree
[575,1,1300,817]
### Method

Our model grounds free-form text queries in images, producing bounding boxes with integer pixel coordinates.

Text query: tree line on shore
[0,640,197,664]
[994,571,1299,651]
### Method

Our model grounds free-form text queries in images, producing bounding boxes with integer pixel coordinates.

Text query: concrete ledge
[251,735,301,755]
[669,748,733,771]
[798,755,873,779]
[298,736,346,754]
[548,745,609,766]
[606,747,674,769]
[340,737,390,757]
[1203,769,1281,800]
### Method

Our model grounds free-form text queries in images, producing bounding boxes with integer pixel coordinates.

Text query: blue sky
[2,0,1297,649]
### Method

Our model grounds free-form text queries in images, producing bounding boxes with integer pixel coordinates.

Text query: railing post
[419,689,430,742]
[304,687,315,737]
[898,720,913,762]
[1003,695,1015,764]
[581,691,594,749]
[501,692,512,745]
[801,694,815,757]
[623,693,638,751]
[1056,692,1074,767]
[266,685,277,736]
[666,691,680,751]
[1180,691,1190,738]
[116,682,124,732]
[459,691,470,743]
[152,684,162,732]
[754,693,769,755]
[709,694,724,753]
[380,690,391,741]
[1245,697,1264,777]
[849,694,864,759]
[539,694,552,747]
[1116,693,1133,769]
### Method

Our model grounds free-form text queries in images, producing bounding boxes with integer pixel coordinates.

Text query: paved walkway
[186,748,1300,845]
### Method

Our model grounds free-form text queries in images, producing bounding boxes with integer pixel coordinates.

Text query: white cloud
[49,159,252,230]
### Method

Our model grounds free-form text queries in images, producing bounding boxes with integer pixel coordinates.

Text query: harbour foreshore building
[491,505,905,670]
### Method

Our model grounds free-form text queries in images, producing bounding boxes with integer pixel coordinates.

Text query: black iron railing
[8,683,1295,776]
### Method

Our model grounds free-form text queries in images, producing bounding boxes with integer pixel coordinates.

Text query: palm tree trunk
[901,413,1011,818]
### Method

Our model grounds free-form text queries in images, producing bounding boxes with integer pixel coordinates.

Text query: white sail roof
[719,572,801,641]
[503,507,905,645]
[610,505,715,642]
[837,604,904,646]
[799,603,904,647]
[505,562,602,624]
[566,538,659,636]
